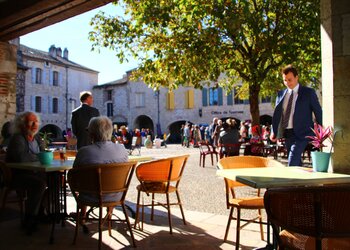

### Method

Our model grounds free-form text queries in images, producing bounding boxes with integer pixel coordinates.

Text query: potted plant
[306,123,333,172]
[37,131,53,165]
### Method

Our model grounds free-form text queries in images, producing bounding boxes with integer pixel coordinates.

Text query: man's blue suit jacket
[271,85,322,140]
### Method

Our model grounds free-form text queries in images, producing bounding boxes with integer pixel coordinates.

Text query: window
[234,87,245,104]
[202,88,208,106]
[53,71,59,86]
[209,87,223,106]
[107,90,112,101]
[227,92,233,105]
[35,68,42,84]
[135,92,145,107]
[107,102,113,117]
[35,96,42,113]
[52,98,58,113]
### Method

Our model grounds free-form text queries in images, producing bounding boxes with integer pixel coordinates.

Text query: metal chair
[134,154,189,234]
[68,162,137,249]
[264,185,350,250]
[217,156,283,249]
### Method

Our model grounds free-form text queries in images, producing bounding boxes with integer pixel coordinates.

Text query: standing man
[270,65,322,166]
[71,91,100,149]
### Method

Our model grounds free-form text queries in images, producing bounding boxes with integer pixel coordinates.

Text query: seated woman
[249,125,264,156]
[218,118,240,157]
[72,116,128,231]
[6,111,47,234]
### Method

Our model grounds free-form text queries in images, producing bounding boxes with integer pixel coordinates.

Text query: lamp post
[154,90,161,137]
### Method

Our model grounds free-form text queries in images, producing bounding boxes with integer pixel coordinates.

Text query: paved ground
[0,144,310,249]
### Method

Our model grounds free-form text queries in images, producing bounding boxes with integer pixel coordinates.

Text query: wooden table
[7,160,73,243]
[217,167,350,188]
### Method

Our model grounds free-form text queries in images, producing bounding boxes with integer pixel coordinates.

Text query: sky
[20,3,137,85]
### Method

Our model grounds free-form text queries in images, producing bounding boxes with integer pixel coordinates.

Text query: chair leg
[73,206,80,245]
[151,193,155,221]
[258,209,264,240]
[202,155,206,168]
[107,207,113,236]
[121,204,136,247]
[175,191,186,225]
[210,153,214,165]
[236,208,241,250]
[166,193,173,234]
[224,207,234,242]
[98,206,102,250]
[199,154,202,167]
[134,190,141,229]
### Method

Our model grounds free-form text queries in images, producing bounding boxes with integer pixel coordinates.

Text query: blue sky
[20,3,137,85]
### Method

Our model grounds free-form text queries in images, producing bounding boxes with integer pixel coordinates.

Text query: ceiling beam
[0,0,115,42]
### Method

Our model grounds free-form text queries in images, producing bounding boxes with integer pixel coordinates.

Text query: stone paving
[0,144,306,249]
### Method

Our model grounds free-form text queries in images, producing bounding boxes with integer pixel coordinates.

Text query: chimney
[49,45,56,57]
[56,47,62,57]
[63,48,69,59]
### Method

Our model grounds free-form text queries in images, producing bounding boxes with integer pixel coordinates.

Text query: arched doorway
[260,115,272,126]
[40,124,63,141]
[133,115,154,132]
[167,120,192,143]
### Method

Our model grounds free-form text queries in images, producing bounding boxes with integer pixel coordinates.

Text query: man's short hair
[282,64,298,77]
[80,91,92,102]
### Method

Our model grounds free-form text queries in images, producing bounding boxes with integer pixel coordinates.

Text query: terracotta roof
[19,44,99,73]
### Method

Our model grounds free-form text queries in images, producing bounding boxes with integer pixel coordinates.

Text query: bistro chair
[134,154,189,234]
[198,141,218,168]
[264,185,350,250]
[217,156,284,249]
[0,161,26,224]
[218,143,241,158]
[128,136,142,156]
[68,162,137,249]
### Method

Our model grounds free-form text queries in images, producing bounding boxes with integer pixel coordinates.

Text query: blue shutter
[218,87,223,106]
[202,88,208,106]
[227,91,233,105]
[58,98,63,113]
[48,96,52,113]
[31,67,36,83]
[42,69,47,85]
[31,96,35,110]
[49,69,53,85]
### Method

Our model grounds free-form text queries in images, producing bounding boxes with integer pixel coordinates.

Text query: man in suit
[71,91,100,149]
[270,65,322,166]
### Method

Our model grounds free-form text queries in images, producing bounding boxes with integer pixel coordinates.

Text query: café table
[6,159,73,243]
[216,166,350,249]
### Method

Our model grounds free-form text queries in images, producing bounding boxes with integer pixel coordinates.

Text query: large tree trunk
[249,83,260,126]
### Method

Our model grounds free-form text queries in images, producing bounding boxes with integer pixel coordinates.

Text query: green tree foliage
[89,0,320,125]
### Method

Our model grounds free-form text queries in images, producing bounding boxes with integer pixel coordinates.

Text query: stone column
[0,41,17,129]
[321,0,350,174]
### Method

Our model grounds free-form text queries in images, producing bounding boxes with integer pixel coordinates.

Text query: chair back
[198,141,216,154]
[217,156,283,208]
[264,186,350,248]
[135,155,189,189]
[68,162,136,205]
[219,143,241,158]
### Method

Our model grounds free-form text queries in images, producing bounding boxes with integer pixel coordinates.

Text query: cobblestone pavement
[125,143,298,216]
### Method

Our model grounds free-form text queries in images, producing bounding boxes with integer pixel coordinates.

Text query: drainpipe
[65,66,69,129]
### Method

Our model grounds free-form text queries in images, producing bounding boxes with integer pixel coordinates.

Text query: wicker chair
[264,185,350,250]
[217,156,284,249]
[68,162,137,249]
[198,141,218,168]
[134,154,189,234]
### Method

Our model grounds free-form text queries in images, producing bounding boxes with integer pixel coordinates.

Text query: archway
[133,115,154,132]
[260,115,272,126]
[167,120,192,143]
[40,124,63,141]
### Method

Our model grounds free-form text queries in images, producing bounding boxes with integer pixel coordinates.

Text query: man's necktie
[282,91,294,129]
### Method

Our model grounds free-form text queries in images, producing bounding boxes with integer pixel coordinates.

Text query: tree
[89,0,320,125]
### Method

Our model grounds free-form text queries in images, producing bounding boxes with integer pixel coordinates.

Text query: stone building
[93,71,274,142]
[14,41,99,139]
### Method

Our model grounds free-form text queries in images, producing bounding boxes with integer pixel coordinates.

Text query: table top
[217,167,350,188]
[7,160,74,172]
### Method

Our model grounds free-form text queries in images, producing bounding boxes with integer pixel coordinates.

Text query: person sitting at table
[249,125,264,156]
[218,118,240,157]
[72,116,128,232]
[5,111,47,234]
